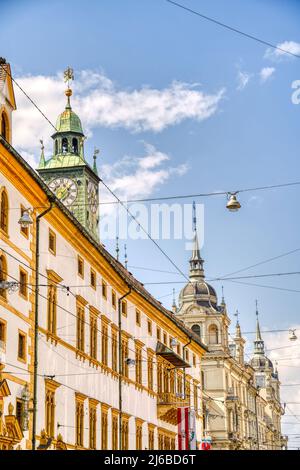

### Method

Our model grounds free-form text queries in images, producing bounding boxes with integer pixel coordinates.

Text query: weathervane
[255,299,259,318]
[234,309,240,324]
[64,66,74,88]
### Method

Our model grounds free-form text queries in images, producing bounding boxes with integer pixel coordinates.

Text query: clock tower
[37,68,100,241]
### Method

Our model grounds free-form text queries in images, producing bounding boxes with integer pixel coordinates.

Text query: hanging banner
[189,409,197,450]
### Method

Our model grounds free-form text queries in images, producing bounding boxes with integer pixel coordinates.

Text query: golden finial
[8,402,14,415]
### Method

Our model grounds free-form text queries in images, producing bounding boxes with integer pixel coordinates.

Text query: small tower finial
[192,200,197,232]
[116,236,120,261]
[221,285,225,304]
[63,66,74,109]
[172,288,177,313]
[93,148,99,175]
[39,138,45,168]
[124,244,128,270]
[234,309,240,325]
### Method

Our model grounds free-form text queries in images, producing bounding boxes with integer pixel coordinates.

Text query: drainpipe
[32,201,54,450]
[118,287,131,450]
[182,336,192,450]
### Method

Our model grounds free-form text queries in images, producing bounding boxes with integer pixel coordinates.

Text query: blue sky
[2,0,300,445]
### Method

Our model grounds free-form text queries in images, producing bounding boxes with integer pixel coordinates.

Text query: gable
[0,63,16,110]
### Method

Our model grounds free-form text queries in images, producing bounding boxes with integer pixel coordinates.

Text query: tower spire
[189,201,205,281]
[254,300,265,354]
[93,148,99,175]
[39,139,45,168]
[234,310,241,338]
[172,288,177,313]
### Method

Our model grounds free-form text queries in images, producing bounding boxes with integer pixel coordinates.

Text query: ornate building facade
[0,61,207,450]
[175,216,286,450]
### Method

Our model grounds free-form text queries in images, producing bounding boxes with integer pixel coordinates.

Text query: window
[121,300,127,317]
[148,425,155,450]
[76,397,84,447]
[0,254,7,300]
[135,343,142,385]
[193,354,196,367]
[19,268,28,299]
[0,318,6,350]
[121,416,129,450]
[18,331,26,362]
[185,349,189,362]
[136,420,143,450]
[20,206,29,238]
[156,327,161,341]
[76,303,85,352]
[176,344,181,356]
[101,407,108,450]
[208,324,219,344]
[163,332,167,344]
[121,335,129,378]
[147,320,152,335]
[89,404,97,449]
[147,352,154,391]
[48,229,56,255]
[16,399,24,429]
[191,324,201,337]
[177,373,183,396]
[90,314,97,360]
[102,279,107,299]
[47,282,57,335]
[111,329,118,372]
[112,290,116,309]
[45,388,55,438]
[90,269,96,289]
[194,383,198,414]
[1,111,9,140]
[157,362,163,394]
[101,321,108,366]
[78,256,84,278]
[62,137,68,153]
[112,413,118,450]
[72,137,78,154]
[0,189,8,234]
[136,309,141,326]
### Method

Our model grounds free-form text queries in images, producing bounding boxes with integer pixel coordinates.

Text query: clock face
[49,177,78,206]
[87,181,98,213]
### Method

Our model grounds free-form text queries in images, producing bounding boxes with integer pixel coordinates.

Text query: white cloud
[101,143,188,210]
[260,67,275,83]
[265,41,300,61]
[12,70,225,158]
[236,70,252,90]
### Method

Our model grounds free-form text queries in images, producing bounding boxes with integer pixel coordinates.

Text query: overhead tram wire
[165,0,300,60]
[6,180,300,210]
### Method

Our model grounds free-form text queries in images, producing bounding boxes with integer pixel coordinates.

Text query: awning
[156,341,190,368]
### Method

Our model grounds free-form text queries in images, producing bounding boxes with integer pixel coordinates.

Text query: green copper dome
[55,106,83,134]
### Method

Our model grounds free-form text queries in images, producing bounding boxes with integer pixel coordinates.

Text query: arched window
[0,189,9,234]
[208,324,218,344]
[191,324,201,337]
[55,139,58,155]
[72,138,78,154]
[1,111,9,140]
[62,137,68,153]
[0,254,7,299]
